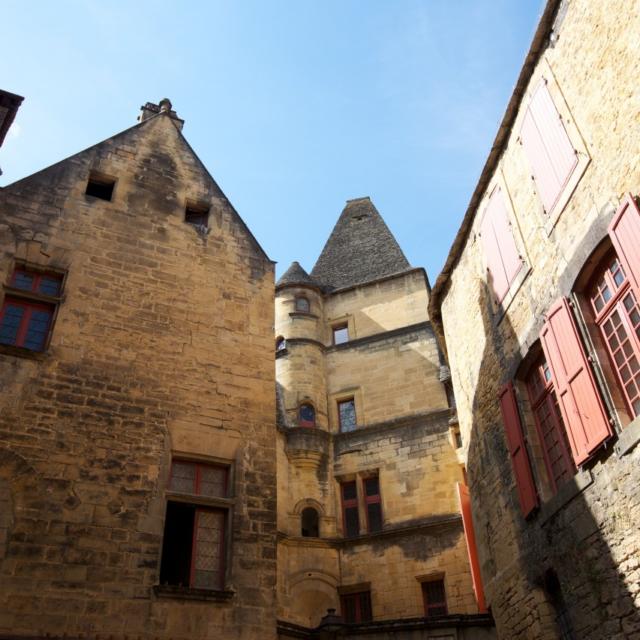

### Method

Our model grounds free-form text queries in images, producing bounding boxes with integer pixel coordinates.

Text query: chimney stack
[138,98,184,130]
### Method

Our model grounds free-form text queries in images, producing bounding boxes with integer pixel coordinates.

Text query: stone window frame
[418,573,448,617]
[0,262,66,358]
[295,295,311,313]
[515,57,591,234]
[328,314,354,346]
[338,584,373,623]
[155,455,235,601]
[298,401,317,427]
[336,469,383,538]
[331,388,364,433]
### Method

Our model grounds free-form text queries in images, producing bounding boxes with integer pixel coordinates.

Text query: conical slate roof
[310,197,410,291]
[276,261,316,288]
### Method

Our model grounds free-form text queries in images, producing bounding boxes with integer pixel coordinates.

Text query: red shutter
[608,193,640,291]
[540,298,612,464]
[480,187,522,303]
[520,81,577,213]
[457,483,487,613]
[498,382,538,517]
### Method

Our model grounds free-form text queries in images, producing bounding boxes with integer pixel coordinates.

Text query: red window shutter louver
[608,193,640,291]
[457,483,487,612]
[498,382,538,517]
[480,187,522,303]
[520,80,578,213]
[540,298,613,465]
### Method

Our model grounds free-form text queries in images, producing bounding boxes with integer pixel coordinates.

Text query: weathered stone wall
[436,1,640,638]
[0,113,276,639]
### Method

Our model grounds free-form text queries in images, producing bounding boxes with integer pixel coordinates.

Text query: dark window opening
[333,323,349,345]
[295,296,310,313]
[160,501,195,587]
[338,398,356,432]
[340,591,372,623]
[276,336,286,352]
[185,204,210,228]
[341,481,359,538]
[298,403,316,427]
[544,569,575,640]
[85,173,115,201]
[363,476,382,533]
[422,578,447,617]
[301,507,319,537]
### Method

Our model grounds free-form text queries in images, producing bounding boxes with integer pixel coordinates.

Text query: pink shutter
[521,81,577,213]
[480,188,521,302]
[608,193,640,291]
[540,298,612,464]
[457,483,487,613]
[490,188,522,286]
[498,382,538,517]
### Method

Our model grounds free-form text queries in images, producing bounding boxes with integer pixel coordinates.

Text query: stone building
[0,99,277,639]
[429,1,640,638]
[274,198,493,639]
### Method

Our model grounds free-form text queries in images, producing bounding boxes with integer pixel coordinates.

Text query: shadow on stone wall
[465,281,640,639]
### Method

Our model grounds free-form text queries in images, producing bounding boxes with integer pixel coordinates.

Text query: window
[185,203,210,228]
[276,336,286,352]
[363,476,382,533]
[340,591,372,623]
[520,80,577,215]
[526,355,576,493]
[588,252,640,418]
[85,171,115,201]
[479,186,523,303]
[298,403,316,427]
[160,460,230,591]
[295,296,310,313]
[0,266,64,352]
[301,507,319,537]
[340,480,360,538]
[422,578,447,617]
[338,398,356,432]
[333,323,349,345]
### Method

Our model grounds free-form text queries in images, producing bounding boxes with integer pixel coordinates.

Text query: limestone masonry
[1,0,639,638]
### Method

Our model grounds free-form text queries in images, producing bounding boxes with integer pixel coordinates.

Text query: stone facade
[275,199,492,638]
[430,1,640,638]
[0,103,276,639]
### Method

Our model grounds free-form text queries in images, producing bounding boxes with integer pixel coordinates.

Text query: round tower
[275,261,328,430]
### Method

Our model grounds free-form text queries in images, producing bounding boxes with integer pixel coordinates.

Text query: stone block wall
[0,112,277,639]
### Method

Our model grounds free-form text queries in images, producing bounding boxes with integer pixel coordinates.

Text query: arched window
[295,296,310,313]
[276,336,286,352]
[298,403,316,427]
[301,507,319,537]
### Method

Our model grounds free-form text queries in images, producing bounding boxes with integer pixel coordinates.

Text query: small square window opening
[185,204,210,228]
[333,323,349,345]
[85,172,115,201]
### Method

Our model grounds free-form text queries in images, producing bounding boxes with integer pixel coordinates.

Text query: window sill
[0,343,47,360]
[539,469,593,526]
[615,415,640,457]
[289,311,319,320]
[153,584,234,602]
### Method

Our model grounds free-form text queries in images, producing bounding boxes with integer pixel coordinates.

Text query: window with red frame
[160,460,230,591]
[363,476,382,533]
[588,252,640,418]
[340,590,372,623]
[0,267,63,352]
[341,480,360,538]
[422,578,447,617]
[526,355,576,493]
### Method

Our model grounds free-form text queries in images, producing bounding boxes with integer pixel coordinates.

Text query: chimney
[138,98,184,130]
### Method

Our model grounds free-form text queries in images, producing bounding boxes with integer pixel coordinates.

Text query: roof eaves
[428,0,562,352]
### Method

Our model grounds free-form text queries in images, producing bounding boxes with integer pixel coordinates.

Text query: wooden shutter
[540,298,612,464]
[498,382,538,517]
[520,80,578,213]
[457,483,487,612]
[608,193,640,291]
[480,187,522,303]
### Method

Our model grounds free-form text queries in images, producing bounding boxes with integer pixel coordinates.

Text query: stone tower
[275,198,492,637]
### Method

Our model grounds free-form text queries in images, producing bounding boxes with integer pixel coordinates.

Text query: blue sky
[1,0,543,281]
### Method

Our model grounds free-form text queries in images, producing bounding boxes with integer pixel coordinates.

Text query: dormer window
[295,296,310,313]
